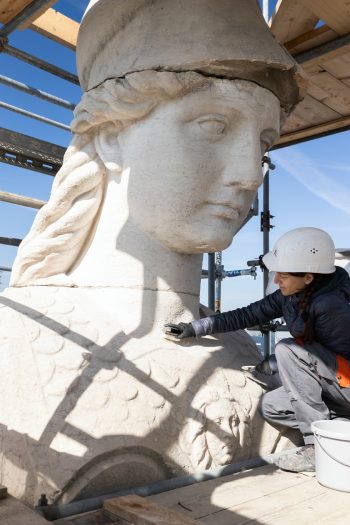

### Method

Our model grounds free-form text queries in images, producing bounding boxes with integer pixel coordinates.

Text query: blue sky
[0,0,349,311]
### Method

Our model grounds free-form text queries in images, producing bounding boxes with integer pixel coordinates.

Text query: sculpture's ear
[94,123,122,174]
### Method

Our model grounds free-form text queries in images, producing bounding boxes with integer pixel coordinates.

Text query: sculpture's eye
[197,116,227,136]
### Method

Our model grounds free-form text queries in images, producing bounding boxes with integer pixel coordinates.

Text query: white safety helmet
[262,227,336,274]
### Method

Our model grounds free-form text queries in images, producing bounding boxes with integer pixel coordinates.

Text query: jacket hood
[312,266,350,300]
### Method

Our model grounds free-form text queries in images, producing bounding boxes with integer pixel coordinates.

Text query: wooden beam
[104,495,205,525]
[280,112,309,134]
[277,114,350,146]
[299,41,350,76]
[317,47,350,80]
[29,8,79,50]
[0,0,57,27]
[0,0,32,24]
[285,25,338,55]
[269,0,318,44]
[290,94,341,126]
[299,0,350,35]
[307,72,350,115]
[18,0,58,29]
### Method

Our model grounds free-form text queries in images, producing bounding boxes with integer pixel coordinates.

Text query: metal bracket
[262,155,275,170]
[0,127,64,175]
[260,211,274,232]
[0,35,8,52]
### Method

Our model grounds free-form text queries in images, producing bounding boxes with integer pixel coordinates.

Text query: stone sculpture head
[10,0,303,286]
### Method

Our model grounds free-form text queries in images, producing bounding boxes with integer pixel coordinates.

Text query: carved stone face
[204,398,240,466]
[118,79,280,253]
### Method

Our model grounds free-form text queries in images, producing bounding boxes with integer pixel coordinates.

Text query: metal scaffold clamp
[0,35,8,52]
[262,155,275,170]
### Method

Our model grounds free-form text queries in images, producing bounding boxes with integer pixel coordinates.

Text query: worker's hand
[255,355,278,375]
[164,322,195,339]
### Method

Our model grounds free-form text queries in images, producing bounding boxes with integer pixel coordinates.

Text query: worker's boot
[275,444,315,472]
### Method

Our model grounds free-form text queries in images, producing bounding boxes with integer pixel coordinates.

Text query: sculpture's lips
[206,201,241,220]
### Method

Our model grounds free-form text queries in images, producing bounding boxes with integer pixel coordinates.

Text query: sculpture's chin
[168,235,234,255]
[158,223,236,255]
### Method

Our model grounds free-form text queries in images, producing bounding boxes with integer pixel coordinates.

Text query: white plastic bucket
[311,420,350,492]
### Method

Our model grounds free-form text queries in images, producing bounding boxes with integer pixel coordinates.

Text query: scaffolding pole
[215,252,223,312]
[0,75,75,110]
[1,44,79,85]
[208,253,215,311]
[0,237,21,247]
[262,1,270,357]
[0,101,70,131]
[0,190,46,209]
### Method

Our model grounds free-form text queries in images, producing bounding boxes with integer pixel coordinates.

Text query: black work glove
[164,322,196,339]
[255,355,278,375]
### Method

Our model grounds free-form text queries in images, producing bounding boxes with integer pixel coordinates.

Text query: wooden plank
[269,0,318,44]
[321,52,350,80]
[299,0,350,35]
[54,509,119,524]
[104,494,204,525]
[29,8,79,50]
[290,94,341,125]
[281,112,309,134]
[0,0,56,26]
[285,25,338,55]
[297,41,350,79]
[0,0,32,24]
[241,489,350,525]
[18,0,57,29]
[0,495,49,524]
[148,466,312,520]
[307,72,350,114]
[147,466,349,525]
[301,61,324,77]
[277,114,350,145]
[201,477,326,525]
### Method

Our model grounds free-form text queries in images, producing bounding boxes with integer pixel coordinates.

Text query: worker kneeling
[165,227,350,473]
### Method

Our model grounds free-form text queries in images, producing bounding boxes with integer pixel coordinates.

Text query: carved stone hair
[10,71,212,286]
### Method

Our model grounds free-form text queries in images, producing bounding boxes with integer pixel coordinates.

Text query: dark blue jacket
[192,267,350,359]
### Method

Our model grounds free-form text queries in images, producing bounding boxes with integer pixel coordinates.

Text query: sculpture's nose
[216,417,232,437]
[223,131,263,190]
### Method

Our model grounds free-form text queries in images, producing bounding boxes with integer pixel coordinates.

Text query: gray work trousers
[261,338,350,444]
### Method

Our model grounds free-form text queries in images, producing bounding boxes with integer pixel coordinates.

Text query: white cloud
[272,148,350,217]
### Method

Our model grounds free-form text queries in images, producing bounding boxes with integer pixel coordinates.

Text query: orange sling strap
[336,355,350,388]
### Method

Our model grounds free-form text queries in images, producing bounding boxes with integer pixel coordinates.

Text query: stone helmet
[77,0,305,114]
